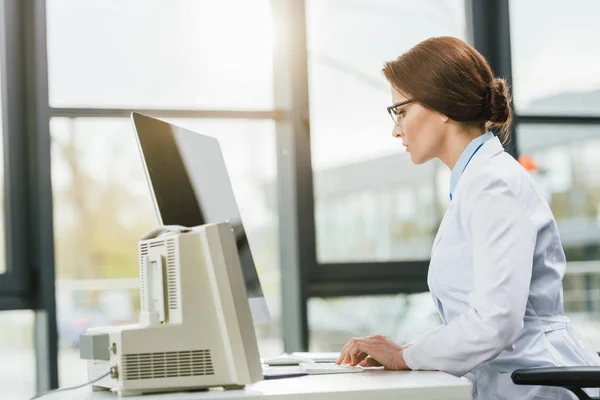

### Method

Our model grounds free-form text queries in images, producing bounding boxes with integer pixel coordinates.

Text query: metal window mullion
[50,107,282,120]
[0,0,33,297]
[515,115,600,125]
[468,0,517,158]
[0,0,58,393]
[0,295,33,310]
[24,0,59,392]
[272,0,314,352]
[310,261,429,297]
[309,281,429,298]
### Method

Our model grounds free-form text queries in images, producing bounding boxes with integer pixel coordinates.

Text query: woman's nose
[392,125,402,138]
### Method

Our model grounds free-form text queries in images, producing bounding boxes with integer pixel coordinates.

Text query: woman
[336,36,600,399]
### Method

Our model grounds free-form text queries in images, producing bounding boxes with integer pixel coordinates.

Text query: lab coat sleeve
[402,176,536,377]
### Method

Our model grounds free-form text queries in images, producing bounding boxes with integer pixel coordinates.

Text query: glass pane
[307,0,467,263]
[518,124,600,349]
[510,0,600,115]
[46,0,273,109]
[52,117,282,385]
[0,311,35,399]
[308,293,440,351]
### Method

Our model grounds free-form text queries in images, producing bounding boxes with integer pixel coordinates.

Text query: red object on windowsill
[518,154,539,172]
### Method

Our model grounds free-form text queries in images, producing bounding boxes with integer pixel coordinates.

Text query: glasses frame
[387,99,415,124]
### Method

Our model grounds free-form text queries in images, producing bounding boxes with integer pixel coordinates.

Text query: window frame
[0,0,37,305]
[6,0,597,394]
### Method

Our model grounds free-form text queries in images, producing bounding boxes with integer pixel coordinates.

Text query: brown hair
[382,36,512,144]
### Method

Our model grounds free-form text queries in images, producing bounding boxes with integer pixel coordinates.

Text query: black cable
[28,371,111,400]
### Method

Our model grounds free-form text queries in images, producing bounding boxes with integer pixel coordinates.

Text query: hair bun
[487,78,511,124]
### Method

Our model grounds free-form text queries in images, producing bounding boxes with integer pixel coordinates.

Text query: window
[510,0,600,115]
[519,124,600,247]
[51,118,282,382]
[518,123,600,348]
[0,311,35,399]
[46,0,273,109]
[306,0,467,262]
[314,161,449,262]
[308,293,440,351]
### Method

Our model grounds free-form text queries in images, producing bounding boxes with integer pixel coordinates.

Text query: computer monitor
[130,112,270,325]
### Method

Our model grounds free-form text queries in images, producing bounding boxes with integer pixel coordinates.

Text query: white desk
[46,370,472,400]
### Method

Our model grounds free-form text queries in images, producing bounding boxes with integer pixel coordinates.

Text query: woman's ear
[439,113,450,123]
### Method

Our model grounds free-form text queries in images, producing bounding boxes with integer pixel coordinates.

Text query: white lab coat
[402,136,600,400]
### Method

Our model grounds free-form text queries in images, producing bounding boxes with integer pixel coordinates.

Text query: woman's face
[390,87,447,164]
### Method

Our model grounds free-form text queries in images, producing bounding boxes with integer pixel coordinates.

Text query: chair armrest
[512,367,600,388]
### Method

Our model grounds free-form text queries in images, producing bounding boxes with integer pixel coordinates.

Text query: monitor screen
[131,112,270,325]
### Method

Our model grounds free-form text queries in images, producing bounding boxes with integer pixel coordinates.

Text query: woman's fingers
[359,356,382,367]
[351,349,367,366]
[345,351,364,366]
[338,334,408,367]
[337,337,358,364]
[345,342,359,365]
[348,340,374,366]
[340,337,367,365]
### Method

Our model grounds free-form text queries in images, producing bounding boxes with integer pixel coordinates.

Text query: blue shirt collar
[449,131,494,200]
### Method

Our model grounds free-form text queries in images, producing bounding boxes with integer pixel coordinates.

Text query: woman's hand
[336,334,411,370]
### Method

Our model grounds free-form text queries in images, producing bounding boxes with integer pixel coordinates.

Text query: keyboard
[299,362,364,375]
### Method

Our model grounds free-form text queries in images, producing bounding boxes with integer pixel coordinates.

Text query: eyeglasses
[387,99,414,125]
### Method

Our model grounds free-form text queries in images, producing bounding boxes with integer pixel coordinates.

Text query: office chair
[512,366,600,400]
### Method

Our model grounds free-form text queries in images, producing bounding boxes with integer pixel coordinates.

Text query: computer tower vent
[166,239,178,310]
[121,350,214,380]
[139,242,149,311]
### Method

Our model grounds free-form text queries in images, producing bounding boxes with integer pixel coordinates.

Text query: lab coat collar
[449,132,495,200]
[451,135,505,200]
[466,135,505,168]
[432,136,504,250]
